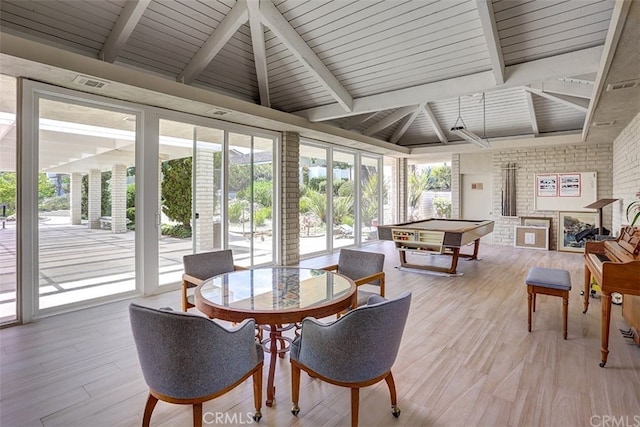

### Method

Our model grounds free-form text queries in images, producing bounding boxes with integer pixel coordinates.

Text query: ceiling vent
[592,121,616,128]
[606,80,640,91]
[207,108,231,116]
[73,75,110,89]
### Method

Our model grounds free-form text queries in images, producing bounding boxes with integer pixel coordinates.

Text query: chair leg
[142,393,158,427]
[193,403,202,427]
[385,372,401,417]
[291,364,301,415]
[563,291,569,340]
[253,365,263,421]
[350,388,359,427]
[181,282,188,312]
[527,287,533,332]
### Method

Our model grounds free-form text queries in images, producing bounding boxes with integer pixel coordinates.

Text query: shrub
[161,223,192,238]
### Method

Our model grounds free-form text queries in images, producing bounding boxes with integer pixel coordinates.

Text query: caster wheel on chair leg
[291,404,300,416]
[253,410,262,422]
[392,406,401,418]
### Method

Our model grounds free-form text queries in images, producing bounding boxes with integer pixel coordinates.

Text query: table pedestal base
[260,323,295,406]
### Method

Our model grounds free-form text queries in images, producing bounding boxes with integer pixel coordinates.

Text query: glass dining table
[195,267,356,407]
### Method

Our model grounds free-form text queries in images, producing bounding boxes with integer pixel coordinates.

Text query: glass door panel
[38,99,136,310]
[228,132,274,267]
[158,119,224,287]
[360,156,381,242]
[0,75,17,323]
[299,144,328,256]
[332,151,355,249]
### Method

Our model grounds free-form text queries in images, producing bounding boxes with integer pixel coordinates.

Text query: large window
[299,141,383,257]
[299,143,328,256]
[407,160,452,220]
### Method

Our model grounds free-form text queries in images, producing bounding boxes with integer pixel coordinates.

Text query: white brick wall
[281,132,300,265]
[491,143,613,249]
[612,112,640,232]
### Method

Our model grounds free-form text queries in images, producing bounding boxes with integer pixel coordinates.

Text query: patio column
[88,169,101,229]
[281,131,300,265]
[70,172,82,225]
[398,158,408,222]
[195,149,215,252]
[111,164,127,233]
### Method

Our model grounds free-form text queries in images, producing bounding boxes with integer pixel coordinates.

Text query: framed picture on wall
[521,216,552,229]
[558,211,599,252]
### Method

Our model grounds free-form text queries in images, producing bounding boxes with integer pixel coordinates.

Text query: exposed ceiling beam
[524,90,539,136]
[296,46,603,122]
[100,0,151,63]
[582,0,632,141]
[363,105,418,136]
[532,79,594,99]
[340,112,379,131]
[524,87,588,112]
[247,0,270,107]
[391,104,424,143]
[257,0,353,112]
[476,0,505,84]
[422,103,449,144]
[178,0,249,85]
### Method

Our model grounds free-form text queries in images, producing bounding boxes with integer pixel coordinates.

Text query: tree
[161,157,192,229]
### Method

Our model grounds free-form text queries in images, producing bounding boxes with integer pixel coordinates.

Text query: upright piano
[583,226,640,367]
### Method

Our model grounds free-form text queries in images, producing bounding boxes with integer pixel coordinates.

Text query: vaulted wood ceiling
[1,0,638,152]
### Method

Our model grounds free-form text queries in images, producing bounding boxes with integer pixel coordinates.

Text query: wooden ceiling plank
[363,105,418,136]
[423,103,449,144]
[296,45,603,122]
[101,0,151,63]
[247,0,270,107]
[257,0,353,111]
[582,0,632,141]
[476,0,505,84]
[177,0,249,85]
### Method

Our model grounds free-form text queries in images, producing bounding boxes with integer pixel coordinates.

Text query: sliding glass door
[36,97,138,311]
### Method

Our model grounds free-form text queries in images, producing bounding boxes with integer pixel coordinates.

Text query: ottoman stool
[525,267,572,339]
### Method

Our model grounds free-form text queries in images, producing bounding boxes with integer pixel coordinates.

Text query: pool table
[377,218,495,275]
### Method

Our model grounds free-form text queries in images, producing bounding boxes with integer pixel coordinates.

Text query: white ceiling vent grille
[207,108,231,116]
[592,121,616,128]
[73,75,110,89]
[606,80,640,91]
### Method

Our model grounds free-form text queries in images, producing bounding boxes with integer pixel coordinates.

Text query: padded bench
[525,267,572,339]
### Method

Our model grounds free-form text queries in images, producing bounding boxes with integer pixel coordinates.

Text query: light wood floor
[1,242,639,426]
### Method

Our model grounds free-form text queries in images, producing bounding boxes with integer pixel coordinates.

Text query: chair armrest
[234,265,248,271]
[182,273,204,288]
[320,264,339,272]
[352,271,385,296]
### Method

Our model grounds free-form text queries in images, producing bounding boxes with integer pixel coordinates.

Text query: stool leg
[563,291,569,340]
[532,292,537,312]
[527,286,533,332]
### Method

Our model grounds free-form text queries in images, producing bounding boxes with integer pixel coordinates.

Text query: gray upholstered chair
[321,248,385,306]
[129,303,263,427]
[289,291,412,427]
[182,249,245,311]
